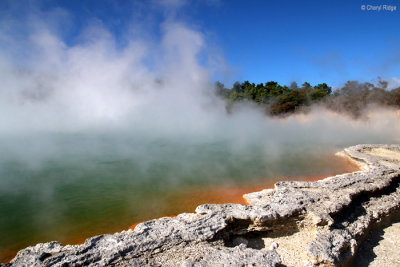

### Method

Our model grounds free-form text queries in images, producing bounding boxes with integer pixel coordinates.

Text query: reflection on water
[0,133,359,262]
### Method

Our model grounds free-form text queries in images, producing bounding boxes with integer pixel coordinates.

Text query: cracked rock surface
[6,144,400,266]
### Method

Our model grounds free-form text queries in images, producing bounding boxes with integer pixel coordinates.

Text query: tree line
[214,79,400,117]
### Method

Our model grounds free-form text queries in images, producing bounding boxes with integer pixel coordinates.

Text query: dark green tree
[302,82,312,89]
[232,81,244,93]
[313,83,332,95]
[270,90,307,115]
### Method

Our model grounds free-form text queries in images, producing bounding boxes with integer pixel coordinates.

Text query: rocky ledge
[5,144,400,266]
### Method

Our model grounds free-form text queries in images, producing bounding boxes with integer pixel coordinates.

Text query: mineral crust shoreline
[5,144,400,266]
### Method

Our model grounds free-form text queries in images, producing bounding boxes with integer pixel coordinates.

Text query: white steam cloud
[0,14,217,133]
[0,4,399,164]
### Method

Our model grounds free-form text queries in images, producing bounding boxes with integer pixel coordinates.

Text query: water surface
[0,132,359,262]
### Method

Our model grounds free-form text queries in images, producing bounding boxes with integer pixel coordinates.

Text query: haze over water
[1,109,399,262]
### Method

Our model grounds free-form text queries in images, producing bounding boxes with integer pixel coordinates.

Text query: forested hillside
[215,80,400,117]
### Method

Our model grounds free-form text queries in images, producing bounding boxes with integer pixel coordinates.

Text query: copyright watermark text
[361,4,397,12]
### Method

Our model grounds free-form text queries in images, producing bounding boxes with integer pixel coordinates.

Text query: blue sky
[1,0,399,87]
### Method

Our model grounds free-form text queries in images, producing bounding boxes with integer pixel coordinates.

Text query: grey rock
[7,144,400,266]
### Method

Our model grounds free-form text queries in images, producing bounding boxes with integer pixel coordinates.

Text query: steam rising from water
[0,5,398,141]
[1,6,400,191]
[0,2,399,203]
[0,19,213,132]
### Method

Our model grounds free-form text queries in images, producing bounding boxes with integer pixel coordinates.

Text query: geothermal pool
[0,132,360,262]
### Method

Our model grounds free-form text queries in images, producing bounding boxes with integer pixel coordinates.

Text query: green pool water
[0,132,372,262]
